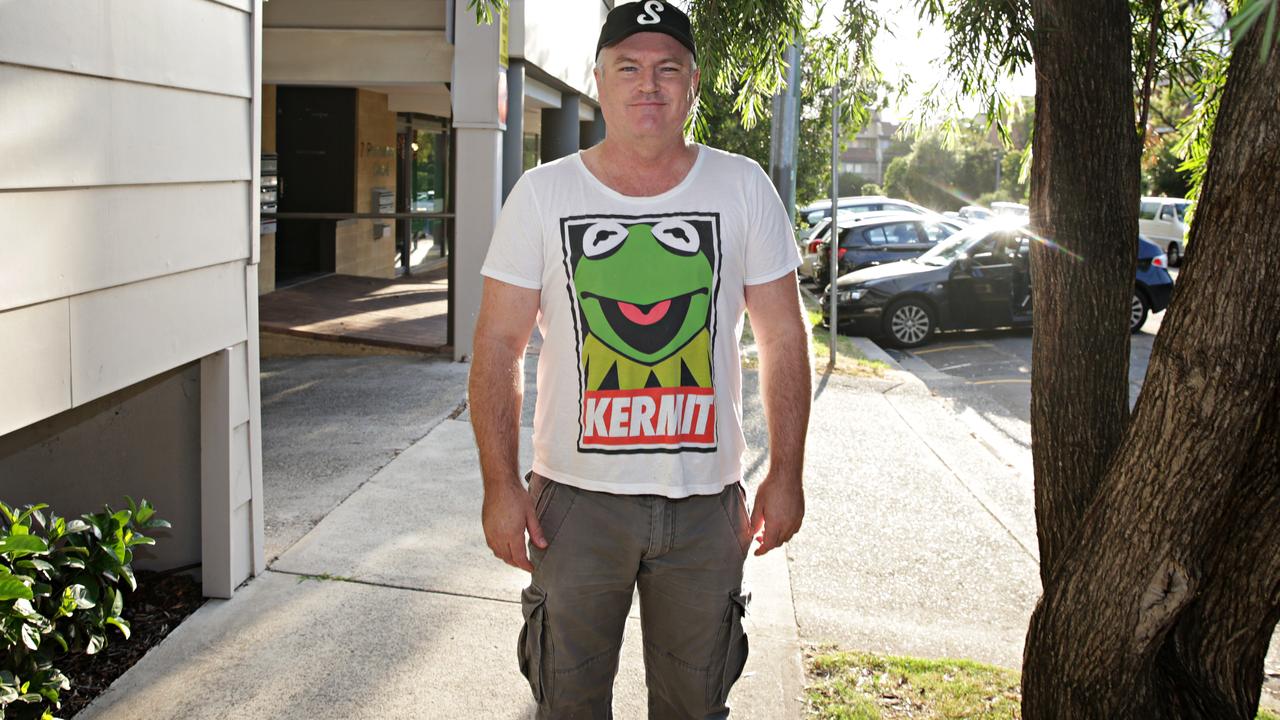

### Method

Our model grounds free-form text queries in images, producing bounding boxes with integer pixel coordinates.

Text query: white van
[1139,196,1191,266]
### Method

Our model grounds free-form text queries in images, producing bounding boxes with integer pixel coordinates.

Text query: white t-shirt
[480,144,800,498]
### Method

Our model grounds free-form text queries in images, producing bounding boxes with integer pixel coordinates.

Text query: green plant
[0,498,168,720]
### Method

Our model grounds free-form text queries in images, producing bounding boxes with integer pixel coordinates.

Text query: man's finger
[528,510,548,549]
[509,539,534,572]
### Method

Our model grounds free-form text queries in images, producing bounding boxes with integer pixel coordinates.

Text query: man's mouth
[581,288,708,356]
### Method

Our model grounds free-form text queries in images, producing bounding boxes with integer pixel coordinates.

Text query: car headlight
[836,288,866,303]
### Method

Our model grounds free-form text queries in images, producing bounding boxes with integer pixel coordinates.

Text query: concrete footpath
[76,347,1073,718]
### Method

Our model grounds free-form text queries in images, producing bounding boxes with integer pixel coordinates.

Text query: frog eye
[651,219,700,256]
[581,221,629,259]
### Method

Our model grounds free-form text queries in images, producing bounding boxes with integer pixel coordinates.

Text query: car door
[1011,235,1032,321]
[854,221,929,269]
[948,231,1016,329]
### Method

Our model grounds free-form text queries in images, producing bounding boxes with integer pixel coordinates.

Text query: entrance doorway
[395,114,451,275]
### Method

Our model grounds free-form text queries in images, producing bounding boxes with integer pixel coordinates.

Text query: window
[921,222,958,244]
[864,222,922,246]
[971,232,1016,266]
[1160,205,1176,220]
[1139,202,1159,220]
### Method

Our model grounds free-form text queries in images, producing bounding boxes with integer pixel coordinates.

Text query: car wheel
[1167,242,1182,267]
[883,298,935,348]
[1131,292,1150,334]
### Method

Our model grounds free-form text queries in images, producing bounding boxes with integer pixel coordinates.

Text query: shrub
[0,499,168,720]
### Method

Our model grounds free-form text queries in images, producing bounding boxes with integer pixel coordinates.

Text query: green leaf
[67,585,95,610]
[0,502,14,525]
[0,684,17,704]
[0,575,33,601]
[47,630,67,654]
[111,510,132,529]
[105,617,131,640]
[85,631,105,655]
[126,534,156,548]
[142,518,171,530]
[30,583,51,598]
[13,599,43,622]
[16,692,41,703]
[19,558,54,573]
[133,500,155,525]
[108,586,123,617]
[0,536,48,557]
[62,520,89,535]
[20,623,40,651]
[120,564,136,592]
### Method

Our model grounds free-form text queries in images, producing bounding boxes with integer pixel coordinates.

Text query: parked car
[821,222,1174,347]
[1139,196,1191,266]
[809,213,964,289]
[957,205,994,222]
[797,196,932,227]
[990,201,1029,218]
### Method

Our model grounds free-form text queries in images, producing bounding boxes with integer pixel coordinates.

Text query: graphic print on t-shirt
[560,212,722,453]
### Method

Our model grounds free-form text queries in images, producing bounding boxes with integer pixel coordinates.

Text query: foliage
[0,499,169,720]
[860,183,883,195]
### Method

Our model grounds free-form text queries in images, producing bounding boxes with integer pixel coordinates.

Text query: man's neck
[582,136,698,197]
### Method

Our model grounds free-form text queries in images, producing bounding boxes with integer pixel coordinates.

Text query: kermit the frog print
[559,213,722,453]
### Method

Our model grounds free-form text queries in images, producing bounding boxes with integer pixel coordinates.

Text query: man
[469,2,811,717]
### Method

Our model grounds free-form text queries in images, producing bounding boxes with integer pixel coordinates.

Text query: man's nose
[637,67,660,93]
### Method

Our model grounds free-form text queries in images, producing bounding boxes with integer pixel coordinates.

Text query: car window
[862,227,888,246]
[1159,205,1175,220]
[971,232,1016,266]
[1174,202,1190,221]
[1139,202,1158,220]
[884,222,923,244]
[838,228,860,248]
[920,221,958,243]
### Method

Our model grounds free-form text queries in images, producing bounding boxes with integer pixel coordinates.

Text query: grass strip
[805,647,1280,719]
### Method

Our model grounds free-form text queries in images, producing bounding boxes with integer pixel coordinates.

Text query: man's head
[594,1,700,143]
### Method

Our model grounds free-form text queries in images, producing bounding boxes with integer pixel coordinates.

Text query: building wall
[0,0,266,597]
[0,366,202,572]
[339,89,397,278]
[513,0,608,100]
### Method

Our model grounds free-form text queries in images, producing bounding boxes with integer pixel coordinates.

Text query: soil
[60,569,204,718]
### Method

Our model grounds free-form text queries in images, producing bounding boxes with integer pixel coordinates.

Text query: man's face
[595,32,699,142]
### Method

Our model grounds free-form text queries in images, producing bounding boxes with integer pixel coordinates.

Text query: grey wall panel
[0,66,250,190]
[0,0,251,97]
[0,183,251,313]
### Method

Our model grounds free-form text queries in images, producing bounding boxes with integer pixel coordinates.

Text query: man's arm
[469,277,545,572]
[743,272,812,556]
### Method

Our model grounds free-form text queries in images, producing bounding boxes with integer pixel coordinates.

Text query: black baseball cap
[596,1,697,62]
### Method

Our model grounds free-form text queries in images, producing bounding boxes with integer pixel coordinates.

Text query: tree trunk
[1027,0,1139,584]
[1022,13,1280,720]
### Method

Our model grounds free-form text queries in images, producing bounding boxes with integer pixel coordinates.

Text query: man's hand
[482,480,549,572]
[748,473,804,556]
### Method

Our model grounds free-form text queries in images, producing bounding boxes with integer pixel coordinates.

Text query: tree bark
[1022,13,1280,720]
[1027,0,1139,583]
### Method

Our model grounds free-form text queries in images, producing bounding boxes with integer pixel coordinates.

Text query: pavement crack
[270,569,522,606]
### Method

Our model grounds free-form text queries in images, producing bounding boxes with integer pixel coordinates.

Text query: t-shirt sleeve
[743,162,803,285]
[480,174,544,289]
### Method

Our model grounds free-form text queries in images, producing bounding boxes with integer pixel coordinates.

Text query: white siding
[264,0,446,29]
[263,28,452,85]
[0,301,72,437]
[0,66,250,190]
[0,183,251,313]
[0,0,251,98]
[69,262,248,404]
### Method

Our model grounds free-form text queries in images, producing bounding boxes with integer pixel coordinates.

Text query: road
[881,268,1176,423]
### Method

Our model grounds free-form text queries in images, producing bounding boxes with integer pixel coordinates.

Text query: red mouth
[617,299,671,325]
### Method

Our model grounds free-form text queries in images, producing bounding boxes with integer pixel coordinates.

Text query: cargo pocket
[518,583,550,704]
[707,590,751,709]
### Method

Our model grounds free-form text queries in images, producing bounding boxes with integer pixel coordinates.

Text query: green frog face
[573,220,712,365]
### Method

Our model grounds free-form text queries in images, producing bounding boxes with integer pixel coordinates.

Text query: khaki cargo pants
[518,473,752,720]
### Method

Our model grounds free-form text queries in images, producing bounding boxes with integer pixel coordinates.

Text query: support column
[450,1,506,360]
[541,91,581,162]
[580,106,605,149]
[502,59,526,201]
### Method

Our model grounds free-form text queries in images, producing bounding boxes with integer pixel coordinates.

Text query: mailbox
[373,188,394,239]
[260,153,280,235]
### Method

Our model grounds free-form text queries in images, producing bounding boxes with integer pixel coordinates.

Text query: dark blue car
[821,222,1175,347]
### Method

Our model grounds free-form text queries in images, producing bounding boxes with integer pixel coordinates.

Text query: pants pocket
[707,590,751,709]
[518,583,550,704]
